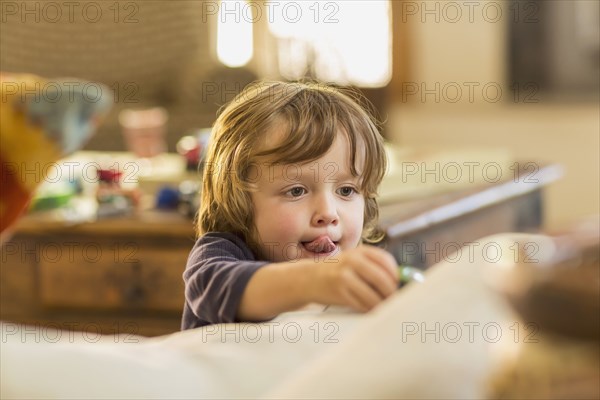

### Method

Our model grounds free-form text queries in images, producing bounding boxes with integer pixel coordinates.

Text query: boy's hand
[308,245,398,312]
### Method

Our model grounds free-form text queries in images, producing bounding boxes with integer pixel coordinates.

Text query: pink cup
[119,107,168,157]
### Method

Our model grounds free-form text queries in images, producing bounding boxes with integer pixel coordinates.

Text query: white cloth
[0,234,556,399]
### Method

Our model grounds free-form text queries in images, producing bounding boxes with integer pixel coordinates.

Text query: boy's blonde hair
[198,81,387,257]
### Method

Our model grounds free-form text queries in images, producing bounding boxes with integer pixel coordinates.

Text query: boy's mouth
[301,235,338,254]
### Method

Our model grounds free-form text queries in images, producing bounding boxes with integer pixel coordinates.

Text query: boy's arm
[236,259,315,321]
[237,246,399,321]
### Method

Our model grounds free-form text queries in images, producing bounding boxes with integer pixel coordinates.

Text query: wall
[386,0,599,230]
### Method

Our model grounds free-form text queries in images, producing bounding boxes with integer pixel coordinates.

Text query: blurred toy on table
[23,149,202,222]
[29,178,82,212]
[96,168,142,218]
[176,128,211,171]
[155,180,200,219]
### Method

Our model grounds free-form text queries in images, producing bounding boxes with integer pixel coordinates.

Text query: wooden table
[0,162,562,336]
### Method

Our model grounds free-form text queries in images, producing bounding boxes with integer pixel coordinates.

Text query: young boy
[182,81,398,329]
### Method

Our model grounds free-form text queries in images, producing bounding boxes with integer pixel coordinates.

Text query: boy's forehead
[256,121,288,152]
[253,131,366,179]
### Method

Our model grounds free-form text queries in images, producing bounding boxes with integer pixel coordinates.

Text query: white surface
[0,233,556,399]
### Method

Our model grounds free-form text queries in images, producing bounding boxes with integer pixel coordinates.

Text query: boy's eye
[287,187,306,197]
[338,186,357,197]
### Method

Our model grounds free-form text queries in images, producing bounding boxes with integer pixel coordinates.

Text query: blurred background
[1,0,598,228]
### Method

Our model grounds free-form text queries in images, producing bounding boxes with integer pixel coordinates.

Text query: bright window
[268,1,392,87]
[217,0,254,67]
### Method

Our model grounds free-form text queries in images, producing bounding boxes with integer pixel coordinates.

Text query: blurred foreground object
[0,73,111,239]
[487,216,600,399]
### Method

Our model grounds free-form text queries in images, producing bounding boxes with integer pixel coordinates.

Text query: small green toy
[397,265,425,288]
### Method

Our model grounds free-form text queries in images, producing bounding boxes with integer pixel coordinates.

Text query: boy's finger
[353,254,396,297]
[344,268,384,310]
[341,287,368,313]
[361,246,398,282]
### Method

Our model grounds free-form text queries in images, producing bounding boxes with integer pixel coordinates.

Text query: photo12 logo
[401,321,539,344]
[1,80,139,104]
[1,2,139,23]
[1,160,140,186]
[201,1,340,24]
[401,82,539,104]
[199,80,342,105]
[1,241,139,264]
[1,322,140,344]
[396,240,541,266]
[201,321,340,344]
[398,161,540,184]
[399,1,539,24]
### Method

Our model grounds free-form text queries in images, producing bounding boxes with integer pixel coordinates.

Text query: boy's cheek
[273,215,303,241]
[342,208,365,248]
[258,209,303,239]
[347,226,364,249]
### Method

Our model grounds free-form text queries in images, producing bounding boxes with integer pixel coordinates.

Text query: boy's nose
[311,195,339,226]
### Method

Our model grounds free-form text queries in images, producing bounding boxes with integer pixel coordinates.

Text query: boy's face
[250,131,365,262]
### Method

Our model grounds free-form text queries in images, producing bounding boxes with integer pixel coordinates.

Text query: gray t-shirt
[181,232,268,329]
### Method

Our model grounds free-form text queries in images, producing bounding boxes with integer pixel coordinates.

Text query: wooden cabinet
[1,212,196,337]
[38,244,187,312]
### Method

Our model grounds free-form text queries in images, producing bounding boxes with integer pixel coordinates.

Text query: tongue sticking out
[303,236,336,253]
